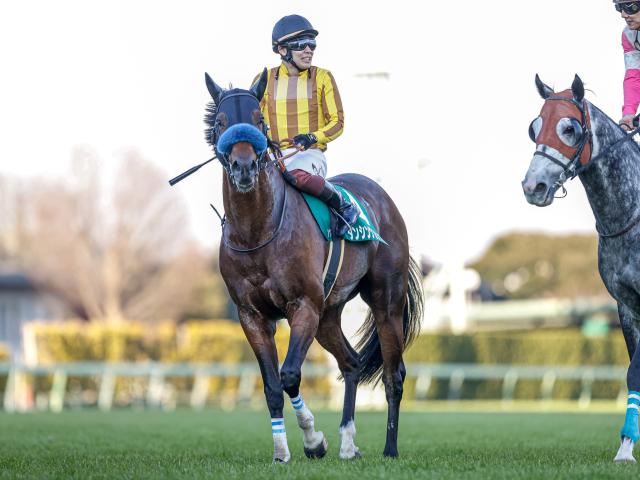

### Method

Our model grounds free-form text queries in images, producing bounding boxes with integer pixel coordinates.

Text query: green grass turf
[0,409,639,479]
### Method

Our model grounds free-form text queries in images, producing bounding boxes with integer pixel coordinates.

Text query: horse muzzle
[230,158,259,193]
[521,176,557,207]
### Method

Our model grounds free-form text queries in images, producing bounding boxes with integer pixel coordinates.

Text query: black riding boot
[318,181,360,237]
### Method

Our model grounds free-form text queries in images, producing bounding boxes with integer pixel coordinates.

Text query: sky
[0,0,628,264]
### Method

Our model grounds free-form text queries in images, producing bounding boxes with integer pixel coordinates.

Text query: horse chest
[240,272,291,308]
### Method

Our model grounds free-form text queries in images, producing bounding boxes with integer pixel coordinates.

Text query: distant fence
[0,362,629,412]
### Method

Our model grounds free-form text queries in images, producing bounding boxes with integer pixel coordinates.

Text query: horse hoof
[339,448,362,460]
[273,457,290,465]
[304,435,328,459]
[614,437,636,463]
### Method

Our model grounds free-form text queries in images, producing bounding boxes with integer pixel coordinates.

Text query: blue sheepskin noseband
[216,123,268,157]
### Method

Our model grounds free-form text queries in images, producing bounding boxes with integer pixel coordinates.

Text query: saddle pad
[301,186,387,244]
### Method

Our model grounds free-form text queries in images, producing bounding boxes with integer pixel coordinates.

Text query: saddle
[300,187,387,244]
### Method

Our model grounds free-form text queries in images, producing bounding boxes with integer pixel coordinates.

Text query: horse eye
[529,117,542,142]
[556,118,583,147]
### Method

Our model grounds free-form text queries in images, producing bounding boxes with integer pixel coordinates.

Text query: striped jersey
[622,27,640,116]
[254,63,344,151]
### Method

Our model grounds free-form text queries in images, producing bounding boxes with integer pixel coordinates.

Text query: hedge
[26,320,331,406]
[21,323,633,401]
[404,330,628,400]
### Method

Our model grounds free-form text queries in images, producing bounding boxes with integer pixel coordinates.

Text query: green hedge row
[404,330,628,365]
[404,330,628,400]
[21,324,633,401]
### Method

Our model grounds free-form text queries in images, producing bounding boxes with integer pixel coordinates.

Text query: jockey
[253,14,359,237]
[616,0,640,129]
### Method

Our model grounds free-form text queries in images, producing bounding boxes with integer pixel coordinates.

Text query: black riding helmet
[271,14,318,53]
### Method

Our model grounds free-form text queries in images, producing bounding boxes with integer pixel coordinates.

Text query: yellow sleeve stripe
[315,71,344,143]
[275,71,290,142]
[296,73,310,136]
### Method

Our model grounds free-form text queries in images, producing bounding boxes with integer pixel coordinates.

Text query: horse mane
[204,91,282,158]
[204,101,218,147]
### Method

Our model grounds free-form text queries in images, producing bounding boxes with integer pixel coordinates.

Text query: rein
[222,184,288,253]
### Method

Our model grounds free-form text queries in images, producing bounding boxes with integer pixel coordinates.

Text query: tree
[3,148,211,322]
[468,232,608,300]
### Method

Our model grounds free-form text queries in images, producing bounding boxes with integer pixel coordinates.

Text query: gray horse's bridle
[532,97,640,237]
[533,97,640,197]
[532,96,592,196]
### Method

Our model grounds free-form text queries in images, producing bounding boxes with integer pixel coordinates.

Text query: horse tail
[356,256,424,385]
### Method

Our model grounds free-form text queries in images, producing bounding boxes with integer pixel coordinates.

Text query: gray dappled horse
[203,70,423,463]
[523,74,640,462]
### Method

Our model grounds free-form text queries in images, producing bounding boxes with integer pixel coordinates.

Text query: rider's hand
[293,133,317,151]
[619,115,635,131]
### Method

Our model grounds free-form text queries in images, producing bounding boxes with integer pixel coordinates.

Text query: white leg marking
[614,437,636,463]
[295,405,325,449]
[272,432,291,463]
[339,420,361,459]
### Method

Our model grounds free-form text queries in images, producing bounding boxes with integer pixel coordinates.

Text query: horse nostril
[534,183,547,194]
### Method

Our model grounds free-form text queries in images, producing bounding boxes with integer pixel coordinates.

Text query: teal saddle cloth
[301,185,387,244]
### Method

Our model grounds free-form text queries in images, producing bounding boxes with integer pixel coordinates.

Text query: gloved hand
[293,133,318,151]
[620,115,636,131]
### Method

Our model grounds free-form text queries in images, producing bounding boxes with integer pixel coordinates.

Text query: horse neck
[222,166,285,245]
[580,104,640,233]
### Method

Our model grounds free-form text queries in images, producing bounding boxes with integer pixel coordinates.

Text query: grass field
[1,409,639,479]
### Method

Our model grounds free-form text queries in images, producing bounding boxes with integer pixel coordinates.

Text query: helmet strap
[280,49,307,73]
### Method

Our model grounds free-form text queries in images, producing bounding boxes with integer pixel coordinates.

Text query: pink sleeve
[622,31,640,116]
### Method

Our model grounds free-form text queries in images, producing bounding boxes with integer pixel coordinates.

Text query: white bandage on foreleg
[290,394,324,449]
[271,418,290,462]
[339,420,360,459]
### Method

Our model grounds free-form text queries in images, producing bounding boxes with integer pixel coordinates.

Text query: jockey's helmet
[272,15,318,53]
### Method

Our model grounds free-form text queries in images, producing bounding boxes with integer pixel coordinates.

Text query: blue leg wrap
[621,391,640,442]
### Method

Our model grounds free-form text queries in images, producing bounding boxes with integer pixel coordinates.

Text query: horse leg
[315,306,362,459]
[615,303,640,463]
[280,299,328,459]
[378,315,406,458]
[239,309,290,463]
[359,255,409,458]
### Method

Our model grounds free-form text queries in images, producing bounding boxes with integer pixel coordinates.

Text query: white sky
[0,0,627,264]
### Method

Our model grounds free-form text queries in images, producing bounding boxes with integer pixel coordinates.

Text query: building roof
[0,273,36,292]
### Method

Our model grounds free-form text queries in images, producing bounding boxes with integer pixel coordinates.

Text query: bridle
[533,96,640,237]
[211,90,274,177]
[532,96,593,196]
[211,90,299,253]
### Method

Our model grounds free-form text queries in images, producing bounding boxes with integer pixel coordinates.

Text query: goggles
[615,1,640,14]
[284,38,317,51]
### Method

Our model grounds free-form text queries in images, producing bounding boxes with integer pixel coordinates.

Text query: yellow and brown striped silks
[252,63,344,151]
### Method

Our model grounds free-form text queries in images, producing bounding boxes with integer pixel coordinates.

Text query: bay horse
[203,70,423,463]
[523,74,640,462]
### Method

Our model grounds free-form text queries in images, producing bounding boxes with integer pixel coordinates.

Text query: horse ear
[535,74,553,100]
[571,74,585,103]
[205,72,223,104]
[250,68,268,102]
